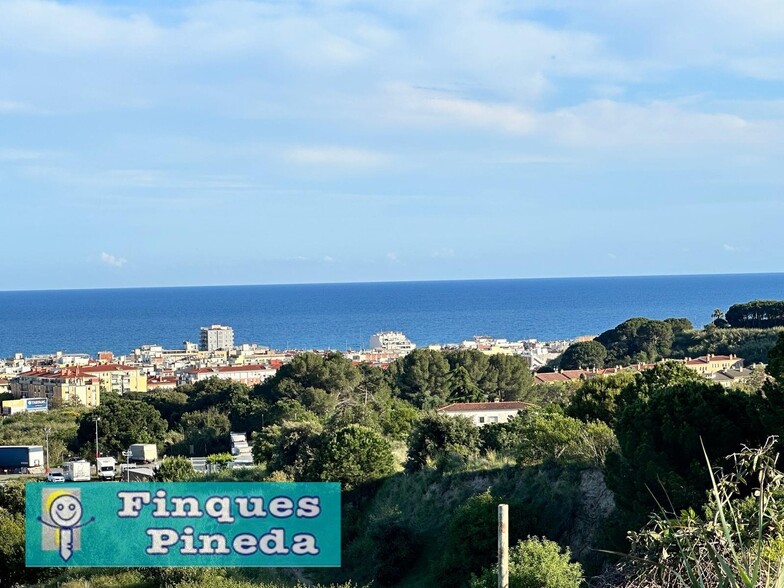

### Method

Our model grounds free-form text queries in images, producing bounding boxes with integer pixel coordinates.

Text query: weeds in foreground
[609,437,784,588]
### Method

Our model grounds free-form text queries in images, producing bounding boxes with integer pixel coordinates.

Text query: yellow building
[79,364,148,394]
[683,354,744,375]
[11,369,101,407]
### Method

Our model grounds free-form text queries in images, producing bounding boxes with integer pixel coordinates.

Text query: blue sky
[1,0,784,290]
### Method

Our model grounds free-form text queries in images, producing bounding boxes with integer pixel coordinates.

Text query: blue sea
[1,274,783,357]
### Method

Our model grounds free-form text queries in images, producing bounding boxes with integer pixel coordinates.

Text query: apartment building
[11,369,101,407]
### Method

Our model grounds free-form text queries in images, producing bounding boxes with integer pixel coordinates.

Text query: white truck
[63,460,91,482]
[96,456,117,480]
[129,443,158,464]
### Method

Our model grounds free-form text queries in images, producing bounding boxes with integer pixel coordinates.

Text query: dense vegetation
[725,300,784,328]
[5,303,784,587]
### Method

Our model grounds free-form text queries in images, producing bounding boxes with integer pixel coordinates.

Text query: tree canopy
[74,398,168,458]
[725,300,784,328]
[558,341,607,370]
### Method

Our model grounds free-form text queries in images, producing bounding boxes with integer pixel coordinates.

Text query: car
[46,470,65,483]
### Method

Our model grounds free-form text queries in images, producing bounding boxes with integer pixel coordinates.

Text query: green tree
[606,379,766,520]
[377,397,419,441]
[664,317,693,334]
[596,317,674,365]
[566,371,635,425]
[439,491,498,585]
[0,480,25,514]
[74,398,168,458]
[510,406,583,464]
[766,331,784,382]
[483,354,534,401]
[315,424,395,489]
[726,300,784,328]
[444,349,490,384]
[253,421,322,480]
[256,352,362,415]
[469,537,583,588]
[370,519,420,587]
[405,413,480,472]
[0,510,26,586]
[389,349,451,409]
[135,390,189,427]
[558,341,607,370]
[156,456,196,481]
[178,407,231,455]
[447,365,485,402]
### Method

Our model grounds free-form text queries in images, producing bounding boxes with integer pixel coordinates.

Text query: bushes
[156,456,196,481]
[609,439,784,588]
[369,519,420,586]
[469,537,583,588]
[316,425,395,489]
[405,413,480,472]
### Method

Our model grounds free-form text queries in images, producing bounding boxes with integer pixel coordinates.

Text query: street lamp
[93,416,100,459]
[44,426,51,472]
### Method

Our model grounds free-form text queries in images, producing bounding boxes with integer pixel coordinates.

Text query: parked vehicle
[0,445,45,473]
[119,463,155,481]
[96,456,117,480]
[46,470,65,483]
[63,459,91,482]
[129,444,158,464]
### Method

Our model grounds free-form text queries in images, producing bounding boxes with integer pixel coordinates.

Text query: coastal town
[0,324,760,415]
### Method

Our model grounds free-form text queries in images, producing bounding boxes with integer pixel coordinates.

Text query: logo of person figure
[37,493,95,561]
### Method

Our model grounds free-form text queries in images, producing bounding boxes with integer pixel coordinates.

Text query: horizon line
[1,270,782,295]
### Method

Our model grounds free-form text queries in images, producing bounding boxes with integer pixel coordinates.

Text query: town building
[436,400,534,425]
[79,364,148,394]
[200,325,235,351]
[683,354,744,375]
[146,376,179,390]
[10,369,100,407]
[181,364,277,386]
[369,331,416,354]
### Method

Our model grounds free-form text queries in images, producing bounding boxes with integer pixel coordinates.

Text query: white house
[436,401,533,426]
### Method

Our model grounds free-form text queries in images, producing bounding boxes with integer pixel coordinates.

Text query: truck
[0,445,45,473]
[129,443,158,464]
[62,459,91,482]
[119,464,155,481]
[96,456,117,480]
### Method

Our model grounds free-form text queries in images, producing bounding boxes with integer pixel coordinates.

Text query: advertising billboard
[26,482,341,567]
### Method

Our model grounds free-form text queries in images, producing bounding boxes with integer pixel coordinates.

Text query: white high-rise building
[369,331,416,354]
[199,325,234,351]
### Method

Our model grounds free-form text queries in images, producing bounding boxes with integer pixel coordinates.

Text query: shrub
[469,536,583,588]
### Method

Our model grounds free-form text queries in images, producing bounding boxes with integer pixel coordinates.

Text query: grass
[613,437,784,588]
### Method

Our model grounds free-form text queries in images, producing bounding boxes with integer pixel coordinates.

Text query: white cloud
[100,252,127,268]
[323,256,335,263]
[723,244,737,252]
[385,252,399,263]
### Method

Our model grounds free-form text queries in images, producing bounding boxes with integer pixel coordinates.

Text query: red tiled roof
[186,364,276,374]
[437,401,534,412]
[80,364,139,373]
[534,372,571,383]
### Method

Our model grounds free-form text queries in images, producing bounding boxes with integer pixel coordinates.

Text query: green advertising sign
[26,482,341,567]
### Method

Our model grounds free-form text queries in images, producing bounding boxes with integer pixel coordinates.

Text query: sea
[1,273,783,358]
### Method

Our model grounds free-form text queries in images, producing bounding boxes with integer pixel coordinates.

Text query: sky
[1,0,784,290]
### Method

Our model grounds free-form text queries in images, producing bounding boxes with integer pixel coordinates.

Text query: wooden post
[498,504,509,588]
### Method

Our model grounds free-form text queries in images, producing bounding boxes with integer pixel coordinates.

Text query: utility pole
[44,426,51,472]
[93,416,100,459]
[498,504,509,588]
